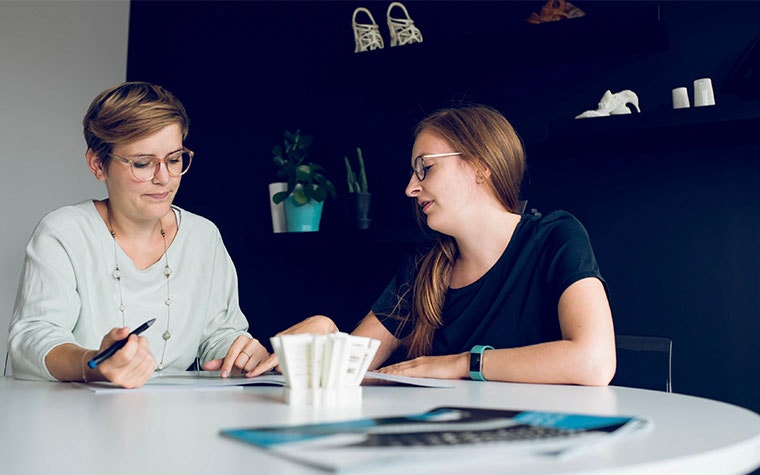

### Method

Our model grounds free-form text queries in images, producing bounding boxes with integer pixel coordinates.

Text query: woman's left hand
[202,336,269,378]
[376,353,468,380]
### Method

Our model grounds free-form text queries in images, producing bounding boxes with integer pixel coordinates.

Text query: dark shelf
[532,100,760,157]
[549,101,760,137]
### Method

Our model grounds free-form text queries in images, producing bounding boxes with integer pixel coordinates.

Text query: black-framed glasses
[411,152,462,181]
[110,149,194,182]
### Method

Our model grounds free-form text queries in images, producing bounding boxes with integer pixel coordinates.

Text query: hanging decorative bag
[352,7,384,53]
[387,2,423,47]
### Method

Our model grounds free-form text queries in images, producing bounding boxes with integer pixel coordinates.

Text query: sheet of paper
[361,372,455,388]
[76,371,286,394]
[75,370,452,393]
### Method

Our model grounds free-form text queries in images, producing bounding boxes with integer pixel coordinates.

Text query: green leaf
[357,147,368,192]
[272,191,289,204]
[311,186,327,202]
[296,164,312,181]
[293,187,309,205]
[304,184,315,201]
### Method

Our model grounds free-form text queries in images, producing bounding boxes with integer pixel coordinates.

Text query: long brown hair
[404,105,526,357]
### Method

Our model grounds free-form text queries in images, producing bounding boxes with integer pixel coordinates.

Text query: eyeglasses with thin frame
[110,149,194,182]
[411,152,462,181]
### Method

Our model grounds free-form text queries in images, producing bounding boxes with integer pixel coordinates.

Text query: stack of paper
[270,333,380,406]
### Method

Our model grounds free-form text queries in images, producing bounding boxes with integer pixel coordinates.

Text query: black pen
[87,318,156,369]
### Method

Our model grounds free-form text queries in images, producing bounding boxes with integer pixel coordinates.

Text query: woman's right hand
[92,327,156,388]
[247,315,338,376]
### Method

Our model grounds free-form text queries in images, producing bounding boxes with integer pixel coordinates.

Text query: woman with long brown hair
[254,104,615,385]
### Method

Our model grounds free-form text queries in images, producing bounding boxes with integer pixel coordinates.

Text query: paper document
[75,370,453,394]
[362,371,454,388]
[76,371,286,394]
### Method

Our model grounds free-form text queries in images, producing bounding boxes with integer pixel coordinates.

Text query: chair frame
[615,334,673,393]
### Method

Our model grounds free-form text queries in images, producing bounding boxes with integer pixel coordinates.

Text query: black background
[128,1,760,411]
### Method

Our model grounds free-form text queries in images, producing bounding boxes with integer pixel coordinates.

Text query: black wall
[127,1,760,412]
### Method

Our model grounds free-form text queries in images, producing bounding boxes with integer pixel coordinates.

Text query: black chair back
[613,334,673,392]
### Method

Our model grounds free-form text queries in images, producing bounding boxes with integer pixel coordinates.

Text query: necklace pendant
[108,211,174,376]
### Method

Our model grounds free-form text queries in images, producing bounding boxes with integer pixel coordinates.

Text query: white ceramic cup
[693,78,716,107]
[268,182,288,233]
[672,87,690,109]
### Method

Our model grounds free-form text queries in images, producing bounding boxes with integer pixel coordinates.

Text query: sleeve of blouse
[196,227,251,363]
[8,218,81,381]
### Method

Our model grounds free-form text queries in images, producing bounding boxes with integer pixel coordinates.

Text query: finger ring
[241,351,251,358]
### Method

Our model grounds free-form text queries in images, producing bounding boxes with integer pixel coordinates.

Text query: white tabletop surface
[1,376,759,475]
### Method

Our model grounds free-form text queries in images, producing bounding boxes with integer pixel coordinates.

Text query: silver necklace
[106,202,174,371]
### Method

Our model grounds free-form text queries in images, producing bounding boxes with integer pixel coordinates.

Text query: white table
[1,377,758,475]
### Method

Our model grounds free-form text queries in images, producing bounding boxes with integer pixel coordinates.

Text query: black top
[371,211,608,356]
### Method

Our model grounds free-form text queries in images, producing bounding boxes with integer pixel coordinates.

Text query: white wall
[0,0,130,371]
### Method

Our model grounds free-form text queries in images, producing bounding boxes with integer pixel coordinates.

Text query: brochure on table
[76,370,453,393]
[220,406,652,472]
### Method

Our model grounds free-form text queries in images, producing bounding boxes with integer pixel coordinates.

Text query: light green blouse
[9,200,251,380]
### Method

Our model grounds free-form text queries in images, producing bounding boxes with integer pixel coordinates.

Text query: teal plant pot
[284,198,323,232]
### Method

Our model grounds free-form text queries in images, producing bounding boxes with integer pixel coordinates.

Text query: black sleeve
[539,212,608,303]
[370,238,437,340]
[370,253,414,338]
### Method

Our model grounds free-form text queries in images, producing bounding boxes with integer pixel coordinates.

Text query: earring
[387,2,423,47]
[352,7,384,53]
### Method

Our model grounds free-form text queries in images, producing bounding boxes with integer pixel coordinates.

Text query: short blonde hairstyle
[83,82,189,168]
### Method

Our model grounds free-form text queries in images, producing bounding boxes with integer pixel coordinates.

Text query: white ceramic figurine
[576,89,640,119]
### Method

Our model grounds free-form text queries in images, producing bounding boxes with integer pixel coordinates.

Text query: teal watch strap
[469,345,494,381]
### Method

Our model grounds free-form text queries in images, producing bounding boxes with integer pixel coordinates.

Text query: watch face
[469,352,482,373]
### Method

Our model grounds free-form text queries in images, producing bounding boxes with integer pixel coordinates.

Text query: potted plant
[271,129,336,232]
[344,147,371,229]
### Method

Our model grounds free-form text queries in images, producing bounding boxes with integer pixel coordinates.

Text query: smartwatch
[469,345,494,381]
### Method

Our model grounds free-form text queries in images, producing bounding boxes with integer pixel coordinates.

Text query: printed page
[361,371,455,388]
[76,371,286,393]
